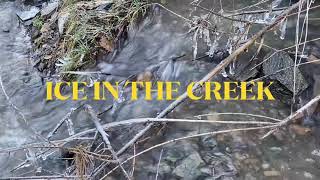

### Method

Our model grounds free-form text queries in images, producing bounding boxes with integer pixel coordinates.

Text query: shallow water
[0,0,320,179]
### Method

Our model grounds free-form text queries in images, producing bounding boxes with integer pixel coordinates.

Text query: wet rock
[159,162,171,174]
[201,136,217,149]
[165,147,187,163]
[263,51,309,94]
[41,1,59,17]
[200,167,212,175]
[16,6,40,21]
[172,152,204,180]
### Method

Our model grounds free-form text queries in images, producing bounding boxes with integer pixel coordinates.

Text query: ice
[272,0,283,8]
[280,19,287,40]
[221,67,228,77]
[207,40,219,57]
[66,118,75,136]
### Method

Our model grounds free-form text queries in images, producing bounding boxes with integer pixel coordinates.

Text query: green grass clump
[33,16,44,30]
[56,0,148,80]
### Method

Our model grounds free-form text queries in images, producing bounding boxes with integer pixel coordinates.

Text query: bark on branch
[116,0,307,156]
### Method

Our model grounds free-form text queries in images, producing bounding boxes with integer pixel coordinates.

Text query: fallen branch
[84,105,132,180]
[116,0,307,157]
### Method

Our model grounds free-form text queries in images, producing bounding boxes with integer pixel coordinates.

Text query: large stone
[172,152,204,180]
[16,6,40,21]
[41,1,59,17]
[263,51,309,94]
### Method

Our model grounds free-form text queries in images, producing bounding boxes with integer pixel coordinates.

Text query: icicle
[192,28,199,60]
[66,118,75,136]
[264,12,270,21]
[207,40,218,57]
[203,28,211,46]
[226,38,233,54]
[280,18,287,40]
[111,85,126,114]
[87,77,95,87]
[229,61,236,75]
[221,67,228,77]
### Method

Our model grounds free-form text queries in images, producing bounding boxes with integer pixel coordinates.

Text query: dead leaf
[307,54,320,64]
[137,71,153,82]
[290,124,312,136]
[99,36,113,52]
[40,23,50,34]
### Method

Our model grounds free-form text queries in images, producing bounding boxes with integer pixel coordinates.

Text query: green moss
[33,16,44,30]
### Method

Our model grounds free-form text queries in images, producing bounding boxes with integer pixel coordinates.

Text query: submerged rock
[16,6,40,21]
[172,152,204,180]
[263,51,309,94]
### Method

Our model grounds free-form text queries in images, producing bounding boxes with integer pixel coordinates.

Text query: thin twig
[195,112,281,122]
[130,143,136,178]
[155,148,164,180]
[225,7,287,17]
[84,104,132,180]
[192,4,259,24]
[47,105,83,139]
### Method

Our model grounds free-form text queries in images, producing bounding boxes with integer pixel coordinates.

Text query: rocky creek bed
[0,0,320,179]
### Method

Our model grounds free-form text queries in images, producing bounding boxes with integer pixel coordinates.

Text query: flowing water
[0,0,320,179]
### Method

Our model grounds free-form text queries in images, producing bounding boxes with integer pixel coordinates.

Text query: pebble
[172,152,204,179]
[270,147,282,151]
